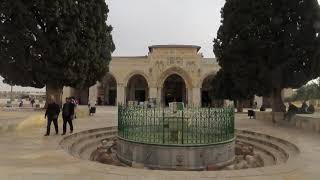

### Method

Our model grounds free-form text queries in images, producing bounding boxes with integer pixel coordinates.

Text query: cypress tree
[0,0,115,104]
[213,0,320,113]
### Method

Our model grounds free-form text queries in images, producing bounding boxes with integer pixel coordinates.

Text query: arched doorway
[162,74,187,106]
[126,74,149,103]
[104,74,117,106]
[98,74,117,105]
[201,74,223,107]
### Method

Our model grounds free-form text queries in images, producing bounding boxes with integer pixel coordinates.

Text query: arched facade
[201,73,224,107]
[63,45,221,106]
[125,74,149,103]
[157,66,193,89]
[201,74,215,107]
[162,74,187,106]
[97,73,117,105]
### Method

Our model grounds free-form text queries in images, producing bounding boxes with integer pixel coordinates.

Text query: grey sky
[1,0,319,91]
[106,0,225,57]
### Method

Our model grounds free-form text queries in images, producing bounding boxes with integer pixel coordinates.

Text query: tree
[0,0,115,105]
[285,78,320,102]
[212,70,253,112]
[213,0,320,113]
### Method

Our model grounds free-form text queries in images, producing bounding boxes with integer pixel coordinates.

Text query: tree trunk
[237,100,244,113]
[271,88,285,112]
[271,87,286,123]
[46,84,63,108]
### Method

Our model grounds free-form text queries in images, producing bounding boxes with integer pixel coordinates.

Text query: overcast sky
[106,0,225,57]
[1,0,319,91]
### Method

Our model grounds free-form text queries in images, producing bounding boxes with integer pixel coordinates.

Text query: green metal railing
[118,104,235,145]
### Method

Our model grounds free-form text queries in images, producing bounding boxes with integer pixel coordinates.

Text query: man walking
[44,96,60,136]
[62,97,75,135]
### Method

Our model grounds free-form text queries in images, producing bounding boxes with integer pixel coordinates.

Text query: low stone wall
[256,111,320,133]
[117,137,235,170]
[255,112,273,122]
[293,114,320,133]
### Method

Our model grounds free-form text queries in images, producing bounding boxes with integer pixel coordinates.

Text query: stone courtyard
[0,106,320,180]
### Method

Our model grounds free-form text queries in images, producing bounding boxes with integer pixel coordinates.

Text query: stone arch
[200,72,224,107]
[157,67,193,106]
[105,72,118,84]
[162,74,188,106]
[157,66,193,89]
[97,73,117,105]
[199,71,217,88]
[124,71,150,88]
[125,73,149,103]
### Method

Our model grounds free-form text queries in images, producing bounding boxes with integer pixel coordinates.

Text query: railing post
[118,104,121,137]
[182,108,184,144]
[162,108,165,144]
[208,106,210,144]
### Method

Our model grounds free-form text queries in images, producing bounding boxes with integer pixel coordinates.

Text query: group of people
[44,96,76,136]
[285,101,315,121]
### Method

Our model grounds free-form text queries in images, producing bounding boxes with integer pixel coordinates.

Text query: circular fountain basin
[59,126,300,172]
[117,137,235,170]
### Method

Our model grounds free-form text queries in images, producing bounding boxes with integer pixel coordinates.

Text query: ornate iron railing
[118,104,235,145]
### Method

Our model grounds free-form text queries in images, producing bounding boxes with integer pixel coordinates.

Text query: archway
[162,74,187,106]
[104,74,117,105]
[98,74,117,105]
[201,74,223,107]
[126,74,149,103]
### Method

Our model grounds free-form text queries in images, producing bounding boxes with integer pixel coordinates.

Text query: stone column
[117,84,126,105]
[149,87,157,100]
[192,87,201,106]
[157,87,163,106]
[187,88,193,106]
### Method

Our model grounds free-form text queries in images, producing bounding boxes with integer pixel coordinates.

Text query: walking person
[70,97,78,119]
[30,98,35,107]
[44,96,60,136]
[62,97,75,135]
[88,101,96,116]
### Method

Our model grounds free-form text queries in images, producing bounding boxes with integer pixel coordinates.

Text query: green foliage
[0,0,115,89]
[285,78,320,102]
[213,0,320,100]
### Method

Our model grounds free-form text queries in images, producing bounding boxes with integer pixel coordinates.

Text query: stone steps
[236,129,299,166]
[59,127,300,170]
[252,148,276,166]
[60,126,117,160]
[59,126,117,148]
[71,133,116,159]
[236,129,300,158]
[77,135,114,160]
[236,139,286,165]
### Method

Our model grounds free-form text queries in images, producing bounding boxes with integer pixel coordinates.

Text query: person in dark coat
[61,97,75,135]
[44,97,60,136]
[284,102,298,121]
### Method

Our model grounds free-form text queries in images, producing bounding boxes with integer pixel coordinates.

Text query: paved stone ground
[0,106,320,180]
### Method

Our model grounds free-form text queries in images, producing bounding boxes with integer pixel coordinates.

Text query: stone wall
[117,138,235,170]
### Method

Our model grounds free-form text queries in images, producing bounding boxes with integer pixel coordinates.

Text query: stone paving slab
[0,107,319,179]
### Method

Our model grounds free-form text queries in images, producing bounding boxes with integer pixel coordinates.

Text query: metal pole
[181,109,184,144]
[162,108,165,144]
